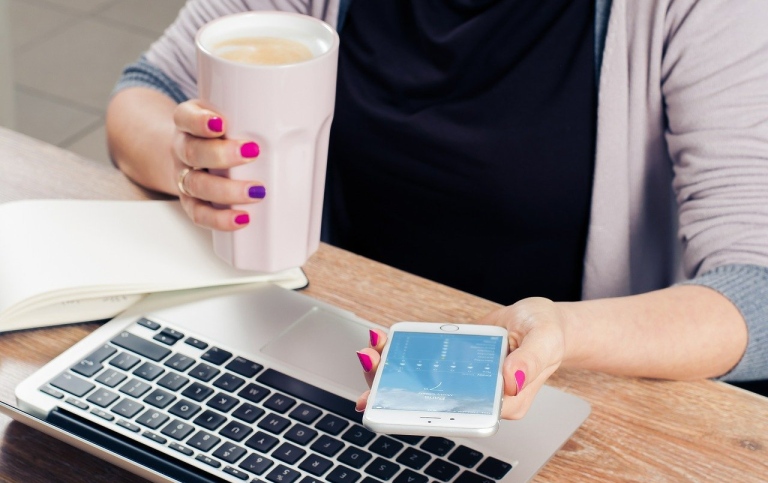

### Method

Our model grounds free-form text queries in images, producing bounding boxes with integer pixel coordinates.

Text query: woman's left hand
[355,297,570,420]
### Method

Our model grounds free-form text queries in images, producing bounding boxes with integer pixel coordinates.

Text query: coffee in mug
[196,12,339,273]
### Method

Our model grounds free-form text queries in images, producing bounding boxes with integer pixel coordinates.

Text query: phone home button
[439,324,459,332]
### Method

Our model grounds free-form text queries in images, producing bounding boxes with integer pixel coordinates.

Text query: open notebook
[0,199,308,332]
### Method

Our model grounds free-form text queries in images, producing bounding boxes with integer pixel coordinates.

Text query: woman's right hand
[172,99,266,231]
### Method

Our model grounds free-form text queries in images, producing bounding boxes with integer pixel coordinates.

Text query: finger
[182,168,266,205]
[355,389,371,413]
[175,132,260,170]
[356,348,380,388]
[368,329,387,352]
[179,193,251,231]
[174,99,225,138]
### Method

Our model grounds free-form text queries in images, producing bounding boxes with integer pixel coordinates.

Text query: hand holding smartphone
[362,322,508,438]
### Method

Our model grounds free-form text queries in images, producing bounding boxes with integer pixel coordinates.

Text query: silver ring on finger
[177,167,200,197]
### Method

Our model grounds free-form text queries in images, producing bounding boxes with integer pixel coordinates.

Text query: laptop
[5,283,590,483]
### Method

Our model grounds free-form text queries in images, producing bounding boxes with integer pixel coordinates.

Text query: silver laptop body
[12,284,590,483]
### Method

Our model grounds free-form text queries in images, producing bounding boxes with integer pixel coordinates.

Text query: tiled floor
[5,0,187,165]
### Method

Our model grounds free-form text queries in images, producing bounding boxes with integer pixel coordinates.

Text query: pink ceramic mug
[196,11,339,272]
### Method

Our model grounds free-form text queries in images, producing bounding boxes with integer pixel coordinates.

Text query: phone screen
[371,331,504,415]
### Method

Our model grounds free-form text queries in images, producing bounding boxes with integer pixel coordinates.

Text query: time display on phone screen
[371,332,504,415]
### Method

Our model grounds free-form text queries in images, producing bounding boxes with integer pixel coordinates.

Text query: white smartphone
[362,322,509,438]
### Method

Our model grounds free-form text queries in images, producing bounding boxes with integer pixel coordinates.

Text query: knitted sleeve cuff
[112,56,189,104]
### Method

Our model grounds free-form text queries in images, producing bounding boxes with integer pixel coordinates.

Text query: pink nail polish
[369,330,379,347]
[207,117,223,132]
[240,142,260,158]
[235,214,250,225]
[357,351,373,372]
[515,370,526,394]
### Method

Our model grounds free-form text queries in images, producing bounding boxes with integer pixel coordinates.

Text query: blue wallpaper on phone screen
[371,332,503,414]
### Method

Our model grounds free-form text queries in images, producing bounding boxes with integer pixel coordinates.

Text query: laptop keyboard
[38,318,515,483]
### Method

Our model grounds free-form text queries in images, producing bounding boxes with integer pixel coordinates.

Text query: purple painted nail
[369,330,379,347]
[514,370,526,395]
[240,142,260,158]
[207,117,223,133]
[234,214,250,225]
[248,185,266,199]
[357,351,373,373]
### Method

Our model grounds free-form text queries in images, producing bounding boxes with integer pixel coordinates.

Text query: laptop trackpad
[260,308,371,396]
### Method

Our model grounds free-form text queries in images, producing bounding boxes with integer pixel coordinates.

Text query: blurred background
[0,0,186,165]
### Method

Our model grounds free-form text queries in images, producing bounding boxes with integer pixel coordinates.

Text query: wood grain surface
[0,127,766,482]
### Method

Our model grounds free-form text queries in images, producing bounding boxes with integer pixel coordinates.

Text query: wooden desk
[0,127,766,482]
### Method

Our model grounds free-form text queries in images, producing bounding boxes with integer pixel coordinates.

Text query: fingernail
[234,214,250,225]
[515,370,526,395]
[357,351,373,373]
[248,185,266,199]
[241,142,260,158]
[369,330,379,347]
[354,406,364,413]
[207,117,223,133]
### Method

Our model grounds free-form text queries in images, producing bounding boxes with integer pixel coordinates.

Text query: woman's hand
[172,99,266,231]
[355,297,569,420]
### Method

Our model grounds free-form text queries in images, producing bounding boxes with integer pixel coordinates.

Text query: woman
[106,0,768,414]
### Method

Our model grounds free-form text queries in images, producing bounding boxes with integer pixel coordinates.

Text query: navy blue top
[326,0,597,304]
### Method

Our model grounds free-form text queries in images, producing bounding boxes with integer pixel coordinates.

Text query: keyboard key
[424,459,460,482]
[194,410,227,431]
[299,454,333,476]
[111,399,144,419]
[285,423,318,445]
[169,442,194,456]
[364,457,401,481]
[213,443,247,464]
[476,457,513,480]
[137,318,161,330]
[136,409,169,430]
[213,373,246,393]
[133,362,165,381]
[420,437,455,457]
[109,352,141,371]
[392,435,423,445]
[264,393,297,413]
[223,466,250,480]
[289,404,322,424]
[144,388,176,409]
[168,399,201,420]
[272,442,306,465]
[111,332,171,362]
[39,386,64,399]
[157,372,189,392]
[86,388,119,408]
[326,465,362,483]
[90,408,115,421]
[71,359,103,378]
[245,431,279,453]
[185,337,208,349]
[238,383,270,403]
[266,464,301,483]
[116,419,141,432]
[207,392,239,412]
[95,369,127,388]
[369,436,404,458]
[342,425,376,447]
[164,353,195,372]
[225,357,263,378]
[396,448,431,470]
[153,333,179,346]
[232,402,265,423]
[189,363,220,382]
[448,446,484,468]
[393,469,428,483]
[201,347,232,365]
[239,453,274,475]
[161,420,196,440]
[65,397,89,410]
[339,447,373,469]
[310,434,344,457]
[142,431,167,445]
[301,477,323,483]
[195,454,221,468]
[87,344,118,363]
[315,414,349,436]
[50,373,95,397]
[182,382,214,402]
[454,471,495,483]
[188,430,221,452]
[216,420,250,443]
[119,378,151,398]
[258,413,291,434]
[160,328,185,340]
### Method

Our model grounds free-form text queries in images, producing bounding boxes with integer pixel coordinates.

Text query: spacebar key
[111,332,171,361]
